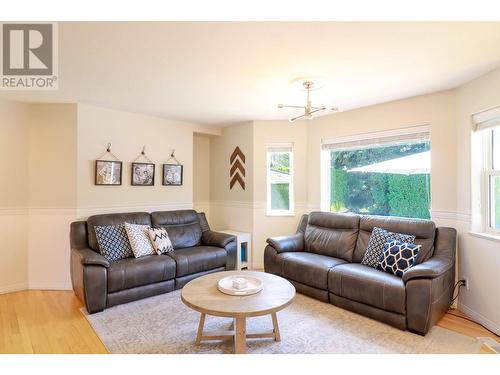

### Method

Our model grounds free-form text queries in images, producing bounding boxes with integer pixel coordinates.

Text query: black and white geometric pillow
[94,224,133,262]
[147,227,174,255]
[378,239,421,277]
[124,222,156,258]
[361,227,416,268]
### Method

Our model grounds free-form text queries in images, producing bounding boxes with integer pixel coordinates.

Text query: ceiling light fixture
[277,79,338,122]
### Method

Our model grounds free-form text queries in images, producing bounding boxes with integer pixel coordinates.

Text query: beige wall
[0,101,217,293]
[307,90,457,212]
[193,133,211,219]
[27,104,78,289]
[453,67,500,333]
[251,120,309,268]
[0,100,29,293]
[209,122,254,234]
[77,104,198,214]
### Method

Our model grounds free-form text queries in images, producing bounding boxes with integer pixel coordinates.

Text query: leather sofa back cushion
[87,212,151,251]
[151,210,202,249]
[353,215,436,264]
[305,212,360,261]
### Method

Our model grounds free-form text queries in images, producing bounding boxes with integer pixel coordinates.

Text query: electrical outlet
[464,277,470,291]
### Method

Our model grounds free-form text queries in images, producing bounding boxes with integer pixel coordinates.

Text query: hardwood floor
[0,290,497,354]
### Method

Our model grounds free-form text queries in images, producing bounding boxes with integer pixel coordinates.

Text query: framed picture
[132,162,155,186]
[95,160,122,185]
[163,164,183,186]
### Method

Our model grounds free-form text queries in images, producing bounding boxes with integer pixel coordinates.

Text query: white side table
[218,230,252,270]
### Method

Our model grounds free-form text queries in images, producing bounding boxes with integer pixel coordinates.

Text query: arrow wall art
[230,146,246,190]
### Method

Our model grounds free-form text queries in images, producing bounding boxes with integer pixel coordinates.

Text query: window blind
[267,142,293,153]
[322,126,430,151]
[472,105,500,132]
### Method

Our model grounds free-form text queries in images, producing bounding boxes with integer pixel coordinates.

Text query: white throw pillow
[124,222,156,258]
[147,227,174,255]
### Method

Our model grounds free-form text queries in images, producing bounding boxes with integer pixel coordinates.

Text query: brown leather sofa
[70,209,236,313]
[264,211,456,335]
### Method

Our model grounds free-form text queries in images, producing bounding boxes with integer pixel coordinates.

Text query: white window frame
[266,143,294,216]
[320,125,431,214]
[482,128,500,234]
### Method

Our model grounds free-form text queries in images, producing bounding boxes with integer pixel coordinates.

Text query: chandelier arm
[308,108,327,116]
[279,105,307,109]
[289,114,307,122]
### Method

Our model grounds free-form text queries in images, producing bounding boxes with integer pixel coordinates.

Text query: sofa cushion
[353,215,435,264]
[94,224,134,262]
[107,255,176,293]
[328,263,406,314]
[304,212,360,262]
[151,210,202,249]
[147,227,174,254]
[124,222,155,258]
[87,212,151,251]
[281,252,347,290]
[167,246,227,277]
[361,227,415,268]
[378,240,421,277]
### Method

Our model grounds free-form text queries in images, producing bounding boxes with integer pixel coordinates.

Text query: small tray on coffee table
[217,275,263,296]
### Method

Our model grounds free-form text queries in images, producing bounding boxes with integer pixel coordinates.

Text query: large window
[267,144,294,215]
[486,128,500,230]
[472,105,500,234]
[321,127,431,219]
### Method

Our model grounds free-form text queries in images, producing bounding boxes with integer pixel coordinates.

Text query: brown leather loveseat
[70,209,236,313]
[264,211,456,335]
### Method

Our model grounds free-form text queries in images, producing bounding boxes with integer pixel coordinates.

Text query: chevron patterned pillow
[147,227,174,255]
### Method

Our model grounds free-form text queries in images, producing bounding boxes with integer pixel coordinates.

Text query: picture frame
[163,164,183,186]
[132,162,155,186]
[95,160,122,185]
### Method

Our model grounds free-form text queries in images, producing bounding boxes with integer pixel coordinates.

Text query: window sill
[265,212,296,217]
[469,231,500,243]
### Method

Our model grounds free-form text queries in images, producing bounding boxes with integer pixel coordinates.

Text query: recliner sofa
[70,209,236,313]
[264,211,456,335]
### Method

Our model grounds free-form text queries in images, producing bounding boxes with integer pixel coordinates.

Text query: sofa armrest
[402,257,453,282]
[202,230,236,248]
[266,233,304,253]
[72,247,110,268]
[202,231,237,270]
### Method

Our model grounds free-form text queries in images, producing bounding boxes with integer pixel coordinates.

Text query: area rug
[82,290,481,354]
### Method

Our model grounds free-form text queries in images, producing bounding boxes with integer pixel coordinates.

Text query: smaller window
[267,144,294,216]
[487,128,500,231]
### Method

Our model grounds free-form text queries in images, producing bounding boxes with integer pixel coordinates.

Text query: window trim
[482,128,500,234]
[320,125,431,214]
[266,146,294,216]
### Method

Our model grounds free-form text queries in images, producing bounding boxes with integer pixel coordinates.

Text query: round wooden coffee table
[181,270,295,354]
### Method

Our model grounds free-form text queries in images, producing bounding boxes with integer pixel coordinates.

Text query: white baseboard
[458,302,500,336]
[0,282,29,295]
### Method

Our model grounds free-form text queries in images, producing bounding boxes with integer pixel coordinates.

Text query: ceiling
[2,22,500,125]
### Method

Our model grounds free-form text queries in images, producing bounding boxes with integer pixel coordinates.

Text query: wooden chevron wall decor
[230,146,246,190]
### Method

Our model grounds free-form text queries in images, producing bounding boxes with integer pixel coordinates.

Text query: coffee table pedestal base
[194,312,281,354]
